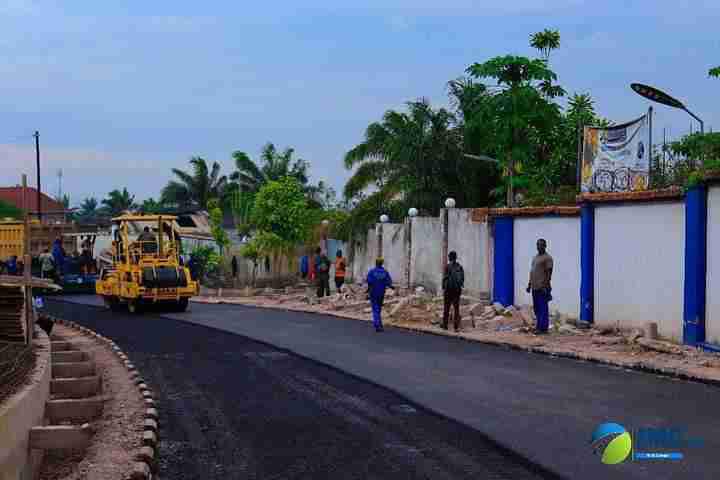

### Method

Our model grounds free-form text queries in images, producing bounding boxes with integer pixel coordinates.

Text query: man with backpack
[442,250,465,331]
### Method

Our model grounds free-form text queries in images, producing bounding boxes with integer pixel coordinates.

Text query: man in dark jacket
[316,251,331,298]
[366,257,394,332]
[442,251,465,331]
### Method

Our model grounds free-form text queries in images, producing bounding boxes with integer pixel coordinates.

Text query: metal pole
[34,131,41,223]
[441,208,449,287]
[648,107,653,181]
[576,122,583,189]
[22,175,32,345]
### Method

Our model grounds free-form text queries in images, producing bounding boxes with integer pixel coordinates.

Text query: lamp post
[321,219,330,255]
[406,208,418,288]
[630,83,705,165]
[377,214,389,259]
[441,198,456,287]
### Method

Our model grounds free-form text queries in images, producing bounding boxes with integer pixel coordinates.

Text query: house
[0,186,70,224]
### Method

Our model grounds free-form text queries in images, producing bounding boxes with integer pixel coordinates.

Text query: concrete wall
[410,217,441,293]
[707,186,720,345]
[448,209,489,297]
[594,202,685,341]
[0,329,50,480]
[513,216,581,317]
[381,224,405,285]
[351,229,377,284]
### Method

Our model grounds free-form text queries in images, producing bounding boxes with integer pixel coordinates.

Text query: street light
[631,83,704,134]
[441,198,455,288]
[377,214,389,258]
[321,219,330,254]
[406,208,418,288]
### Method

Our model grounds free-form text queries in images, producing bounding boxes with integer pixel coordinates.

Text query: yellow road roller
[95,214,198,313]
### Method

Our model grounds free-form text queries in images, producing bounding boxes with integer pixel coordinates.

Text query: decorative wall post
[377,214,389,259]
[580,202,595,324]
[406,208,418,288]
[492,216,514,306]
[441,199,456,288]
[683,185,707,346]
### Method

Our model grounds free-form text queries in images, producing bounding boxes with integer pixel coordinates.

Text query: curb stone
[52,317,159,479]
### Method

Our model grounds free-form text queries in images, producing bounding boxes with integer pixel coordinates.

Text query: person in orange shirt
[334,249,346,292]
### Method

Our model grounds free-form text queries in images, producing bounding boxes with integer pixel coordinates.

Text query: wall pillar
[492,216,514,306]
[580,203,595,324]
[683,185,707,345]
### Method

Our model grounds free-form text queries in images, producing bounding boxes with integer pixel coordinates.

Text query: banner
[581,113,650,193]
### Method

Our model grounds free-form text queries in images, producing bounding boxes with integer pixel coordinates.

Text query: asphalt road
[43,298,558,480]
[46,296,720,480]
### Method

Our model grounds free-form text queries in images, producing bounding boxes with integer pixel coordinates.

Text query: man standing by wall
[334,249,346,293]
[316,250,331,298]
[526,238,553,334]
[442,251,465,331]
[367,257,393,332]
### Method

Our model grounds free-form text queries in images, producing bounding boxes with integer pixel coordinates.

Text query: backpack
[446,263,464,291]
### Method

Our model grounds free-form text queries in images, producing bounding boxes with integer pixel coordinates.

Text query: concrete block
[142,391,152,399]
[29,424,92,450]
[46,397,105,422]
[130,462,151,480]
[144,419,158,433]
[135,446,156,467]
[52,351,85,363]
[142,430,157,447]
[145,408,158,420]
[644,322,659,340]
[50,376,102,398]
[52,362,95,379]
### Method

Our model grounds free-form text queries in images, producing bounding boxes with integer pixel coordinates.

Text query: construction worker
[442,251,465,332]
[316,251,331,298]
[334,249,346,292]
[39,248,56,280]
[526,238,554,334]
[366,257,394,332]
[137,226,157,253]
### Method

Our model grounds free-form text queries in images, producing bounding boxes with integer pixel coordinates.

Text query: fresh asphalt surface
[45,296,720,480]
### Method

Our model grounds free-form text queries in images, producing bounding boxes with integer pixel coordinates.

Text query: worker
[40,248,56,280]
[334,249,346,292]
[441,250,465,332]
[137,227,157,253]
[316,251,331,298]
[526,238,554,334]
[52,237,65,274]
[366,257,394,332]
[6,255,18,275]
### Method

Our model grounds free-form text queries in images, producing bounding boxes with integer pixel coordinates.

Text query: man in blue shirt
[366,257,394,332]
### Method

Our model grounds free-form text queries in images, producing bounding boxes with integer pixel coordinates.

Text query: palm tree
[161,157,228,210]
[530,29,561,63]
[344,99,472,215]
[102,188,136,217]
[230,143,309,193]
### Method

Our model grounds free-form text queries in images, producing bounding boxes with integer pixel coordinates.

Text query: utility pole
[33,131,41,223]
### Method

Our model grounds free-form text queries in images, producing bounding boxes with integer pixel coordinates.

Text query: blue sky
[0,0,717,205]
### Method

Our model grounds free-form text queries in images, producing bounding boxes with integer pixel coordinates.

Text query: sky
[0,0,718,206]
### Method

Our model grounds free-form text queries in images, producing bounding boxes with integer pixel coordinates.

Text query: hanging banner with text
[581,113,650,193]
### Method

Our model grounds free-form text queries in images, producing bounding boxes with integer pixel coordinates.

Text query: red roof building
[0,186,69,223]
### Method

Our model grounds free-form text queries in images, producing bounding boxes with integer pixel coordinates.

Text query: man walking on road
[40,247,56,281]
[442,251,465,331]
[526,238,553,334]
[366,257,393,332]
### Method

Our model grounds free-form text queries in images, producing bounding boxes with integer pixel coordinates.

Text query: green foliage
[530,29,561,62]
[709,67,720,78]
[139,197,165,214]
[0,199,22,219]
[229,189,255,237]
[102,188,136,217]
[231,143,310,194]
[251,177,311,246]
[191,245,221,279]
[207,198,230,253]
[161,157,228,210]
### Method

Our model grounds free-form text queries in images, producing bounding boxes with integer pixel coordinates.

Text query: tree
[139,197,165,214]
[207,199,230,254]
[0,199,22,219]
[161,157,228,210]
[76,197,100,223]
[102,188,136,217]
[229,189,255,238]
[530,29,561,63]
[231,143,310,194]
[251,177,311,246]
[710,67,720,78]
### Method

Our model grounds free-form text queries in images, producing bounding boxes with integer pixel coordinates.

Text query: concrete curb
[190,297,720,388]
[48,316,158,479]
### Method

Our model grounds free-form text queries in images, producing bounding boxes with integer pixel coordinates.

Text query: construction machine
[95,214,198,313]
